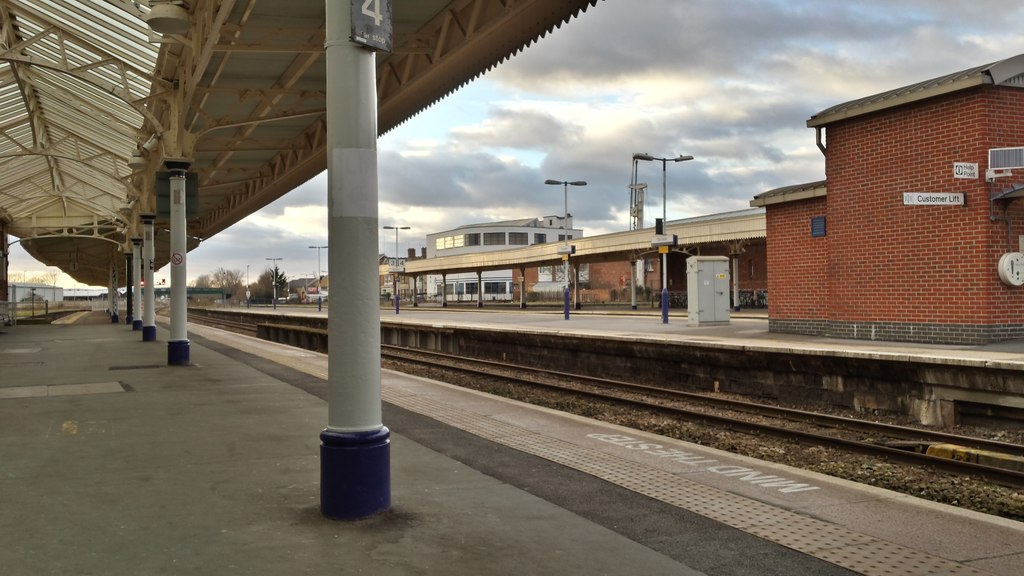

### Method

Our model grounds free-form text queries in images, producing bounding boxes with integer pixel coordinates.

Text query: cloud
[26,1,1024,286]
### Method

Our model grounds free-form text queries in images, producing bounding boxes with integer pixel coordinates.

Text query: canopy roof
[0,0,598,286]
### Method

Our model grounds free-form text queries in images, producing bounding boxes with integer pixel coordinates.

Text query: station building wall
[768,86,1024,344]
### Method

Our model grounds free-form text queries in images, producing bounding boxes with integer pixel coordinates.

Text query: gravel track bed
[384,357,1024,521]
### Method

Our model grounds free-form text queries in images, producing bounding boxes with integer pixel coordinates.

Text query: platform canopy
[0,0,599,286]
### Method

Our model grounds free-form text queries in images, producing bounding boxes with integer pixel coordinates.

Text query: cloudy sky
[11,0,1024,288]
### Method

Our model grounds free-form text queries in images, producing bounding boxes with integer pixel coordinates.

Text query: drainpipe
[815,126,826,156]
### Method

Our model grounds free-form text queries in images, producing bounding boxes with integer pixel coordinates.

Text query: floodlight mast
[544,179,587,319]
[632,153,694,324]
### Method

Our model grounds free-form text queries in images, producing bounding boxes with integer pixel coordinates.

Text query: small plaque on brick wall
[953,162,978,179]
[902,192,965,206]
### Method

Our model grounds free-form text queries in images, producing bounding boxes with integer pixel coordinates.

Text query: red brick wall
[765,197,828,319]
[768,86,1024,340]
[587,260,634,290]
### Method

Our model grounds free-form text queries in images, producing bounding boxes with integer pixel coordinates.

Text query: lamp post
[245,264,250,309]
[632,153,694,324]
[309,244,327,312]
[266,257,283,309]
[544,179,587,320]
[383,226,409,314]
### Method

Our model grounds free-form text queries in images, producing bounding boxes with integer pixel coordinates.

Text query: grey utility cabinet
[686,256,731,326]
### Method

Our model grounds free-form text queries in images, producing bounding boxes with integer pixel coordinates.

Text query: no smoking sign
[171,252,184,266]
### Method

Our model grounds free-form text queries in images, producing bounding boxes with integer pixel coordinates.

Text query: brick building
[753,54,1024,344]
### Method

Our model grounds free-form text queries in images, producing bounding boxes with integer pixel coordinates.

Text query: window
[508,232,528,245]
[483,232,505,245]
[436,235,467,250]
[534,233,547,244]
[484,282,507,294]
[464,233,479,246]
[810,216,826,237]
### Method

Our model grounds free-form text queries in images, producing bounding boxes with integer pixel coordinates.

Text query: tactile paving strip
[194,325,993,576]
[384,391,992,576]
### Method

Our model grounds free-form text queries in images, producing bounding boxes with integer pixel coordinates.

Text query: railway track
[183,312,1024,489]
[381,345,1024,489]
[186,312,259,336]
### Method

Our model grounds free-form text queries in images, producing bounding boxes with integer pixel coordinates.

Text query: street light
[632,153,694,324]
[383,226,410,314]
[544,179,587,320]
[266,257,283,309]
[309,244,327,312]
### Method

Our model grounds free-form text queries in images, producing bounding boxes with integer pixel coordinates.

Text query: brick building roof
[807,53,1024,128]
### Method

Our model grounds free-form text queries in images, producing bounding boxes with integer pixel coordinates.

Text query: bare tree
[27,270,60,286]
[191,274,212,288]
[211,267,244,300]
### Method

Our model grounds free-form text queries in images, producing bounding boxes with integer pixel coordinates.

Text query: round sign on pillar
[171,252,184,266]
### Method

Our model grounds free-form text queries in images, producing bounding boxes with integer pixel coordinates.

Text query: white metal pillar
[124,251,133,325]
[109,261,118,323]
[320,0,390,520]
[476,270,483,308]
[519,267,527,309]
[167,162,190,365]
[142,214,157,341]
[630,259,638,310]
[732,254,741,311]
[131,238,143,330]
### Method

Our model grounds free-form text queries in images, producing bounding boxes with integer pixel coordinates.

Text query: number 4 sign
[351,0,392,52]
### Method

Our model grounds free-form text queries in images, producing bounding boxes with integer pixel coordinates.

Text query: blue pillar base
[321,427,391,520]
[132,320,143,331]
[142,326,157,342]
[168,339,190,366]
[125,314,133,325]
[111,313,119,324]
[661,288,670,324]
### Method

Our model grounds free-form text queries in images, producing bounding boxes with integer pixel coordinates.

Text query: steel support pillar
[167,162,190,365]
[109,262,118,323]
[142,214,157,341]
[476,270,483,308]
[124,251,134,326]
[630,260,638,310]
[320,0,390,520]
[131,238,143,330]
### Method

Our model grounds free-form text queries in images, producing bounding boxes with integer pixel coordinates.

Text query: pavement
[0,314,710,575]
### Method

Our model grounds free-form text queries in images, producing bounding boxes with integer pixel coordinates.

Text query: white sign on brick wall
[902,192,965,206]
[953,162,978,179]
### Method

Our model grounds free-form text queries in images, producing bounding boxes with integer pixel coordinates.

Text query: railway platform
[1,313,1022,575]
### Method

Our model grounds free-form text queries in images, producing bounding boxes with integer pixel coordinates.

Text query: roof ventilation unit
[987,146,1024,180]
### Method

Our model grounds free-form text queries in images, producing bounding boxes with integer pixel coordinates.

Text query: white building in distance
[425,215,583,302]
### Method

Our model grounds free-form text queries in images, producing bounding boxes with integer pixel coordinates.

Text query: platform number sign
[351,0,392,52]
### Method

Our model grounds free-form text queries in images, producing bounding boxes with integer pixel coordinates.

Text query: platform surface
[1,313,1022,575]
